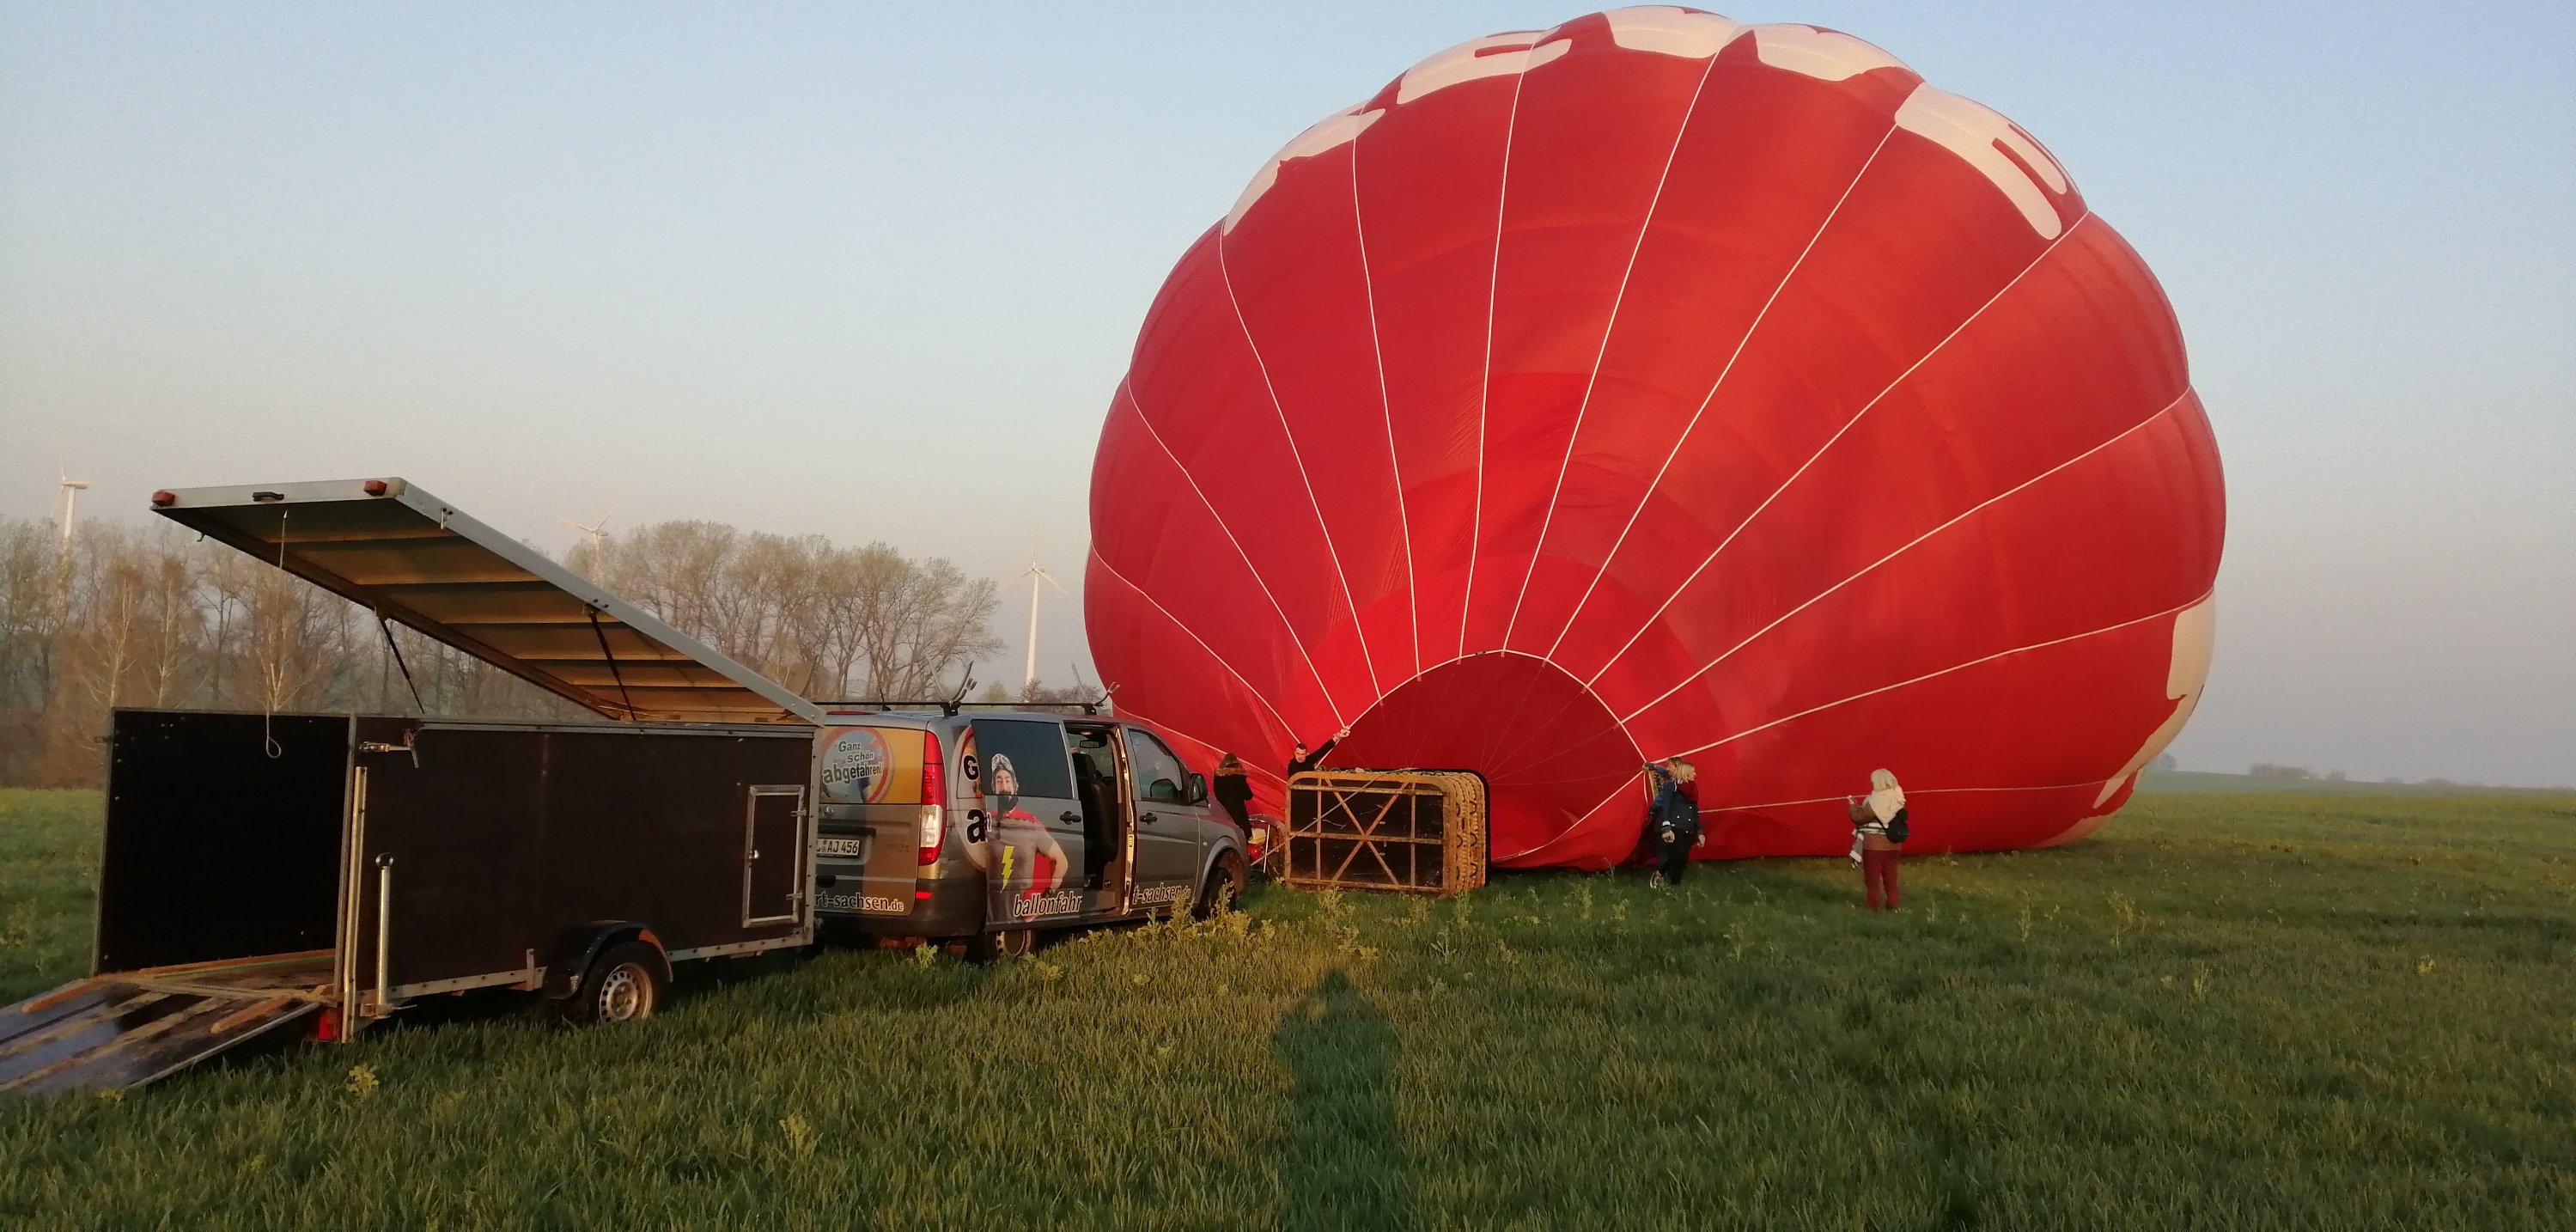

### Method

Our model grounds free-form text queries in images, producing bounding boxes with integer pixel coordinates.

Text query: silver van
[805,709,1249,957]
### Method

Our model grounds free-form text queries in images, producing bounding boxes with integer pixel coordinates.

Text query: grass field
[3,786,2572,1230]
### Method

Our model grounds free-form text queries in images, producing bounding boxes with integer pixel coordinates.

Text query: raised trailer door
[148,478,824,726]
[742,785,806,925]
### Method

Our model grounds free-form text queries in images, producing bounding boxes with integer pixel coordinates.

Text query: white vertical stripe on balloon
[1087,546,1300,741]
[1502,44,1726,649]
[1215,233,1383,699]
[1614,376,2175,725]
[1115,381,1352,728]
[1461,56,1538,661]
[1348,131,1422,678]
[1542,124,1901,662]
[1583,211,2096,692]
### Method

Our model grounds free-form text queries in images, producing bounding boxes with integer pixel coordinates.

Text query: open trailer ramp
[0,956,327,1098]
[149,478,824,726]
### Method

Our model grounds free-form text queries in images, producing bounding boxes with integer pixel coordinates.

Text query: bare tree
[0,512,1005,786]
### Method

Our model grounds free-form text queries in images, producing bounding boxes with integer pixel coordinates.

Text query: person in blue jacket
[1643,758,1702,887]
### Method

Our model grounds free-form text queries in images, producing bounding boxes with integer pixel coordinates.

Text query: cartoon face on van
[808,711,1248,949]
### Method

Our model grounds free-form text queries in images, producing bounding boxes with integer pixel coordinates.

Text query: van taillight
[917,731,946,863]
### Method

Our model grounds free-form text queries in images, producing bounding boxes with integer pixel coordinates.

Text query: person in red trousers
[1846,769,1908,911]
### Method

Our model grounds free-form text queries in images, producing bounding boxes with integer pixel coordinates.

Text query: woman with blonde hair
[1644,757,1703,887]
[1846,768,1909,910]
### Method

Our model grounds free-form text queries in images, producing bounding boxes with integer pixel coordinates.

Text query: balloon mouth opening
[1326,651,1641,860]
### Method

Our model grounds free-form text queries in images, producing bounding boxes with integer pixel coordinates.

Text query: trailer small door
[742,785,805,926]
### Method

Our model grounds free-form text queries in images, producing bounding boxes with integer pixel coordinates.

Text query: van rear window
[817,726,927,805]
[969,720,1075,800]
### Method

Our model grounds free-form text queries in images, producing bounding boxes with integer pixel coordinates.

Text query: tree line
[0,515,1002,786]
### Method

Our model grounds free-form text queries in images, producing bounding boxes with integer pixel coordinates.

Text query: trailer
[2,479,826,1097]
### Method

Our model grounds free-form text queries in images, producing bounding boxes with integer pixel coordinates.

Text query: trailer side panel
[348,720,812,991]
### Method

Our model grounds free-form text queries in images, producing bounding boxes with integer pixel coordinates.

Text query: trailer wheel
[1195,851,1249,919]
[568,942,665,1025]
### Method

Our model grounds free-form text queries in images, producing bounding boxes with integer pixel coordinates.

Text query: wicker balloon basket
[1279,771,1488,896]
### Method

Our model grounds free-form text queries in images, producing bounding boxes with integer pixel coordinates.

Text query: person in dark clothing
[1643,758,1702,887]
[1069,748,1117,889]
[1285,729,1348,779]
[1212,753,1255,831]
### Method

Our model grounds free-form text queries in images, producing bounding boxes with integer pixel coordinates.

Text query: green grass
[2140,769,2574,796]
[3,787,2573,1230]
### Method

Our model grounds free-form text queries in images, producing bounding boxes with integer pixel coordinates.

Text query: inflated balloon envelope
[1087,7,2224,870]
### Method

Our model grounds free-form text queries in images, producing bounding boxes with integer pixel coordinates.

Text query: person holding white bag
[1845,769,1909,911]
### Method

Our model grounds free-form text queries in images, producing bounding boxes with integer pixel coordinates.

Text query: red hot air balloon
[1087,6,2223,869]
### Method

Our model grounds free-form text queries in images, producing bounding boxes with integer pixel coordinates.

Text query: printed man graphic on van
[984,753,1068,908]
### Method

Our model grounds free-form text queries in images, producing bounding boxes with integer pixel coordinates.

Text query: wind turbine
[560,512,612,557]
[1020,560,1069,692]
[57,470,91,558]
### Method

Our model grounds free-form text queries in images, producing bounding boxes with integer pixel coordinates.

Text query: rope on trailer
[587,605,638,719]
[375,612,425,715]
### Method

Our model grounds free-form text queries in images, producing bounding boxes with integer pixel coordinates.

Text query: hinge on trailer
[357,729,420,768]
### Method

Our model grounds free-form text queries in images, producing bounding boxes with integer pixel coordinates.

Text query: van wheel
[966,928,1035,962]
[567,942,664,1025]
[1196,851,1249,919]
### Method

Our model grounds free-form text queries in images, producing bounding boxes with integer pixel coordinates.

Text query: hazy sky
[3,3,2569,785]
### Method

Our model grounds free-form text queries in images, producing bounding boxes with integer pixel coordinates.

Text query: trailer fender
[543,923,670,1000]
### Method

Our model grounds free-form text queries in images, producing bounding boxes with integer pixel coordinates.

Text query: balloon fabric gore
[1086,7,2223,869]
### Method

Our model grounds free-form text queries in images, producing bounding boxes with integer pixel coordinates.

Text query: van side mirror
[1187,773,1209,805]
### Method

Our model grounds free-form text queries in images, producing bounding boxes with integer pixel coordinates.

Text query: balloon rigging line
[1505,572,2202,863]
[1346,133,1422,679]
[1671,581,2214,761]
[1699,777,2146,818]
[1114,380,1351,728]
[1216,230,1383,698]
[1460,58,1536,661]
[1467,650,1569,772]
[1108,702,1288,790]
[1615,376,2172,725]
[1086,546,1300,741]
[1322,646,1630,776]
[1501,45,1725,649]
[1498,789,1634,863]
[1476,662,1631,774]
[1542,122,1901,662]
[1504,769,2143,865]
[1585,210,2098,692]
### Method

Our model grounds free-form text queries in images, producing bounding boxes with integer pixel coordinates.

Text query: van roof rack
[822,700,1109,717]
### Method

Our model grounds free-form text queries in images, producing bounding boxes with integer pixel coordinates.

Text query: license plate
[815,837,868,858]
